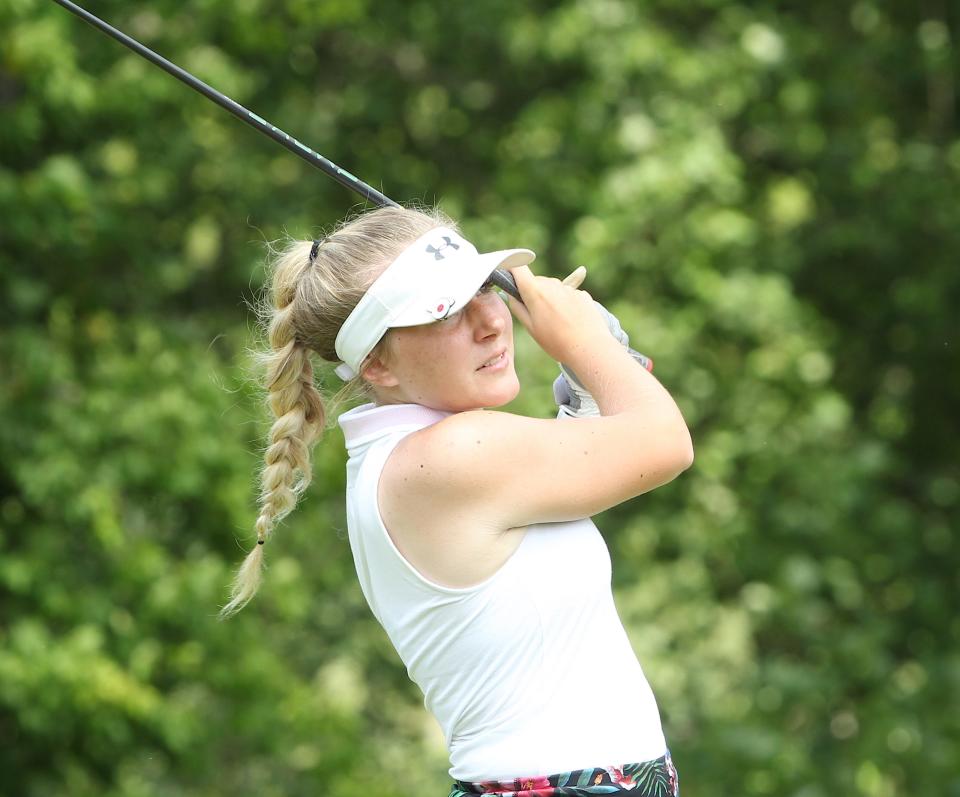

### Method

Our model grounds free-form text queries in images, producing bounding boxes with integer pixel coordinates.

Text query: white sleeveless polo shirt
[338,402,667,781]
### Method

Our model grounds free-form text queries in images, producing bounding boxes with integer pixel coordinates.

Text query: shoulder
[379,409,546,525]
[423,408,528,442]
[396,409,553,476]
[387,410,522,483]
[381,408,586,533]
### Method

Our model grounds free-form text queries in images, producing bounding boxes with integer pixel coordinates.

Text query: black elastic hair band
[309,239,322,263]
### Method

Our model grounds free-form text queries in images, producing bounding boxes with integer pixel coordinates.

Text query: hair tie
[309,239,322,263]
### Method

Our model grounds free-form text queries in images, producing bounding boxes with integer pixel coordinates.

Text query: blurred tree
[1,0,956,795]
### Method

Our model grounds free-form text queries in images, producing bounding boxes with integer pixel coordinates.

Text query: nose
[468,291,506,340]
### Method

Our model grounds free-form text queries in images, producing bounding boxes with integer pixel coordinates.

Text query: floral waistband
[449,751,679,797]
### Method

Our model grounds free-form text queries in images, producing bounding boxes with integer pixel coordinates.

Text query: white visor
[333,226,535,380]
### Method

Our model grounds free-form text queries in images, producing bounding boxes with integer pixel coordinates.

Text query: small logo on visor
[425,236,460,261]
[427,297,457,320]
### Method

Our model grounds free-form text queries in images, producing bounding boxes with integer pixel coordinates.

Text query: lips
[477,350,507,370]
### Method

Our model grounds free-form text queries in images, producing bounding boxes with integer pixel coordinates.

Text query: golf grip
[53,0,653,372]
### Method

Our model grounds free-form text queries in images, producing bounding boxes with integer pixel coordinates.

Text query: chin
[426,368,521,412]
[445,375,518,412]
[482,373,521,408]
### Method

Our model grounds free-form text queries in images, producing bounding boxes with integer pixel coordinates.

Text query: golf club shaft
[54,0,524,298]
[51,0,399,209]
[66,4,729,309]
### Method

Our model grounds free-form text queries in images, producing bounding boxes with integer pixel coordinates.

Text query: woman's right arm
[392,265,694,531]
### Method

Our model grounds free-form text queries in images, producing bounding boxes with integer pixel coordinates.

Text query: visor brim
[389,248,536,328]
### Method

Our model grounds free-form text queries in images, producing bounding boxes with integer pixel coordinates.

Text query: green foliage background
[2,0,958,795]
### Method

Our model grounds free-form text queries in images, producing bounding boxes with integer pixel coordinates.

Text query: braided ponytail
[219,246,324,618]
[219,205,456,618]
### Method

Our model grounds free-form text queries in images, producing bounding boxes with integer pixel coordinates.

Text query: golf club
[52,0,654,374]
[50,0,522,299]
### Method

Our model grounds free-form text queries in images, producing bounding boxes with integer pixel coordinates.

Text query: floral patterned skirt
[448,751,679,797]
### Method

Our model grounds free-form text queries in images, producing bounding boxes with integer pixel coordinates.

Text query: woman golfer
[221,205,693,797]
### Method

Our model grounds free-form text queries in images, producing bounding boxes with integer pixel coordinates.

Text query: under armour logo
[425,236,460,261]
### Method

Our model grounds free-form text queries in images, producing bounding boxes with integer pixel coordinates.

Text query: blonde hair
[219,205,456,618]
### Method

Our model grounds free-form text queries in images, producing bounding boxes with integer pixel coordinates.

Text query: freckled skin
[373,289,521,412]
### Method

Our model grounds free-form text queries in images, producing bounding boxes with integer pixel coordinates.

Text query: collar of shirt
[338,402,452,451]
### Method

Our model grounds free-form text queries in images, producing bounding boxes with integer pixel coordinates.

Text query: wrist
[557,332,625,371]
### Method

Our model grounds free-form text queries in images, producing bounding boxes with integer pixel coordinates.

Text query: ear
[360,353,400,388]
